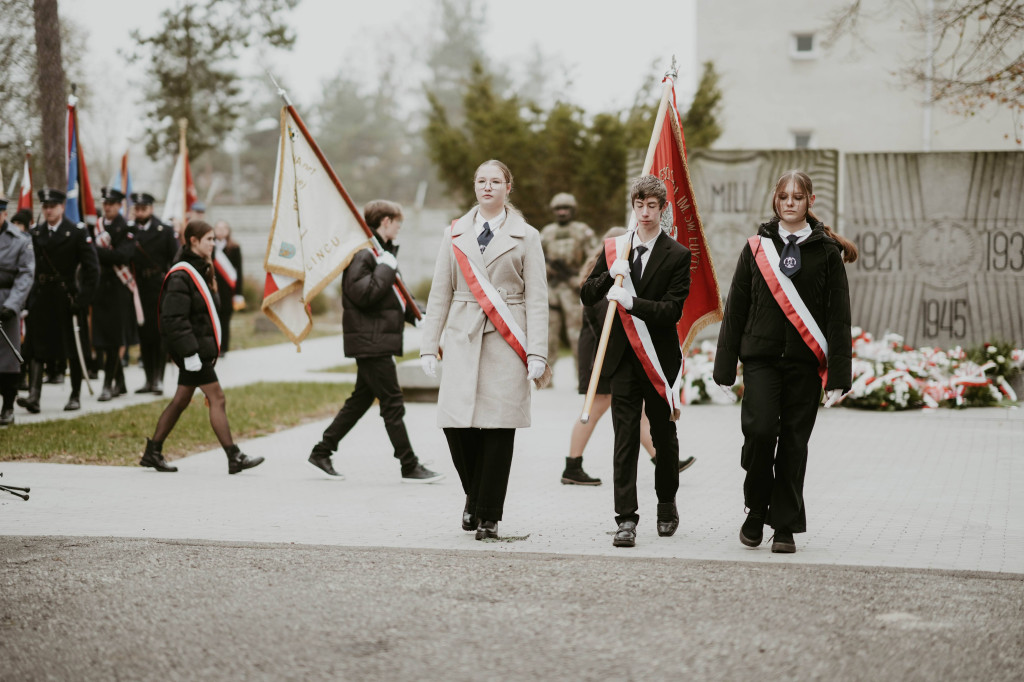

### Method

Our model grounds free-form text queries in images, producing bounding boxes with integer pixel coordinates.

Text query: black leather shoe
[97,386,113,402]
[678,456,696,472]
[0,407,14,426]
[475,520,498,540]
[16,396,40,414]
[227,445,264,474]
[151,380,164,396]
[64,394,81,411]
[612,521,637,547]
[740,509,766,547]
[462,499,477,531]
[139,438,178,472]
[771,530,796,553]
[308,452,342,477]
[135,382,154,394]
[657,502,679,537]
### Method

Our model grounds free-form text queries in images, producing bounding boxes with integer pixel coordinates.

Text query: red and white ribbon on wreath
[163,261,222,353]
[604,235,682,413]
[748,235,828,387]
[451,241,527,365]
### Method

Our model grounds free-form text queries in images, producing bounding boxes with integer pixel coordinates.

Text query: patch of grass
[228,310,341,351]
[1,381,352,466]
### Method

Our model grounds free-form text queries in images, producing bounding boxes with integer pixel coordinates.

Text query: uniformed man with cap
[0,197,35,426]
[93,187,137,401]
[130,191,178,394]
[16,188,99,412]
[540,192,596,376]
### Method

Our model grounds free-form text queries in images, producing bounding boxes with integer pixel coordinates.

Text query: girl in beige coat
[420,160,549,540]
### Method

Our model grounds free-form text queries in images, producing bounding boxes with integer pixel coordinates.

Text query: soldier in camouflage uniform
[540,193,596,378]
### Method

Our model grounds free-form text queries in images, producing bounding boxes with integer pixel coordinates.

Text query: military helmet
[549,192,577,209]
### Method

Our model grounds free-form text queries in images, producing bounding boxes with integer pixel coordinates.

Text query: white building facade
[697,0,1023,152]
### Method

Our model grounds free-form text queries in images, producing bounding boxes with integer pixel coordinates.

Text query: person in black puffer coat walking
[307,200,442,484]
[140,220,263,474]
[714,170,856,554]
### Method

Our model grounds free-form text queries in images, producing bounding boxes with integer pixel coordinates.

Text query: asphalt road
[1,536,1021,681]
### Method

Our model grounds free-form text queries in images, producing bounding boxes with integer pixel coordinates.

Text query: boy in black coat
[308,200,443,483]
[580,176,691,547]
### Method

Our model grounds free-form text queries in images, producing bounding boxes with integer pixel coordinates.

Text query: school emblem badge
[278,241,296,259]
[783,256,797,269]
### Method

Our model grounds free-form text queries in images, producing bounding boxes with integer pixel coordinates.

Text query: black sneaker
[308,452,343,477]
[402,464,445,484]
[771,530,796,553]
[740,509,766,547]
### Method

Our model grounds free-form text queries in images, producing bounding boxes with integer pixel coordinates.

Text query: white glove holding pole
[608,259,630,280]
[421,354,437,378]
[526,358,546,381]
[606,285,633,310]
[184,354,202,372]
[377,251,398,270]
[823,388,845,408]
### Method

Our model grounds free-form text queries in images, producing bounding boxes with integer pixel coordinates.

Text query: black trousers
[443,427,515,522]
[138,320,166,387]
[740,359,821,534]
[218,305,233,354]
[0,373,17,408]
[312,356,417,471]
[610,353,679,526]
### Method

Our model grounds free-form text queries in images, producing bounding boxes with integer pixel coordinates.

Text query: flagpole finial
[25,140,32,151]
[265,69,292,106]
[178,118,188,132]
[665,56,678,80]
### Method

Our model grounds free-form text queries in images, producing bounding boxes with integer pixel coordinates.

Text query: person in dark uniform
[580,175,691,548]
[212,219,243,355]
[130,192,178,395]
[714,170,855,554]
[0,198,35,426]
[141,220,264,474]
[307,200,442,483]
[92,188,136,401]
[17,188,99,413]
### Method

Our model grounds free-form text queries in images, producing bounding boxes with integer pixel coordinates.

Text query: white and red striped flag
[18,150,33,212]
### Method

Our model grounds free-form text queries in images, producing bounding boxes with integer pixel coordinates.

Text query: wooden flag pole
[268,74,422,320]
[580,64,676,424]
[177,118,189,227]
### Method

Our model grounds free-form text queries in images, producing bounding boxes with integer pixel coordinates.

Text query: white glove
[717,383,734,400]
[527,358,546,380]
[608,258,630,280]
[184,354,202,372]
[377,251,398,270]
[421,354,437,378]
[606,285,633,310]
[823,388,845,408]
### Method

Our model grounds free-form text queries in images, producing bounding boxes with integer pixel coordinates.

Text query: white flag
[261,106,372,348]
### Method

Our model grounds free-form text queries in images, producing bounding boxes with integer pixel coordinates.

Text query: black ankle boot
[560,456,602,486]
[226,444,264,474]
[740,509,766,547]
[657,502,679,537]
[140,438,178,472]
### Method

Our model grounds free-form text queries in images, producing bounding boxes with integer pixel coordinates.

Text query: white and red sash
[369,247,406,312]
[95,219,145,325]
[163,261,222,353]
[213,247,238,291]
[604,235,682,413]
[748,235,828,386]
[452,241,528,365]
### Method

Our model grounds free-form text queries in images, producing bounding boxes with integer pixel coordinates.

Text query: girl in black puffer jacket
[714,170,856,554]
[139,221,263,475]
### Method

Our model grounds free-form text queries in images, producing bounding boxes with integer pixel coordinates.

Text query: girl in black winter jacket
[713,170,856,554]
[139,221,263,474]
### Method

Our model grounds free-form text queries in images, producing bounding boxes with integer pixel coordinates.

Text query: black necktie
[478,221,493,253]
[631,245,647,287]
[779,234,801,278]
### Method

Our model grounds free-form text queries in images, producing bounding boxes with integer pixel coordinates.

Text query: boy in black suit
[580,175,691,547]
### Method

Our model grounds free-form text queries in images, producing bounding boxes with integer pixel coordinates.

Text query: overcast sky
[61,0,697,182]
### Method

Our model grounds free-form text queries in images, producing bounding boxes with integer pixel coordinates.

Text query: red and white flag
[162,123,197,229]
[262,105,376,348]
[649,73,723,352]
[18,151,32,212]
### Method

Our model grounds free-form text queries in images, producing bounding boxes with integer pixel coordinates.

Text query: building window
[791,33,817,59]
[792,131,814,149]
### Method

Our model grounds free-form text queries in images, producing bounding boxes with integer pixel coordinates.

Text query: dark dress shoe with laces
[64,394,81,411]
[308,452,342,477]
[0,407,14,426]
[656,502,679,537]
[475,520,498,540]
[771,530,796,553]
[740,509,766,547]
[613,521,637,547]
[462,498,477,531]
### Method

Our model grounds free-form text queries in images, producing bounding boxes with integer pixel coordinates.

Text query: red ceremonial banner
[651,79,723,352]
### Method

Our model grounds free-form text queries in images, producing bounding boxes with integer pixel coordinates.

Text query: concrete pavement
[2,338,1022,575]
